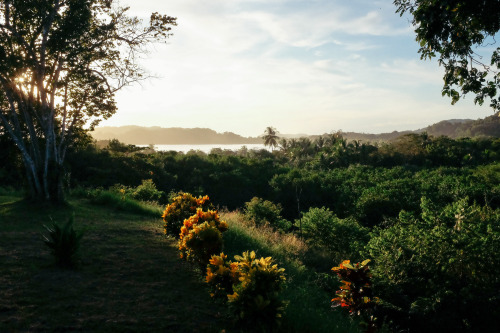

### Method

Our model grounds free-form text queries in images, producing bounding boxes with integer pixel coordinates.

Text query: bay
[141,143,270,154]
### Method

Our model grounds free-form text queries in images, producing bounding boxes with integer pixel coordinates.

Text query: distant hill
[424,114,500,138]
[92,114,499,145]
[329,114,499,143]
[91,126,262,145]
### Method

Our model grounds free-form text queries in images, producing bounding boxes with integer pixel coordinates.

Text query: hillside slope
[91,126,261,145]
[329,114,500,142]
[425,113,500,138]
[92,114,500,146]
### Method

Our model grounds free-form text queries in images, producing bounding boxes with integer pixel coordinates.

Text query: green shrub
[366,197,500,332]
[244,197,291,231]
[42,216,84,268]
[131,179,165,203]
[108,183,134,197]
[107,180,165,203]
[300,207,369,263]
[355,179,420,227]
[227,251,287,329]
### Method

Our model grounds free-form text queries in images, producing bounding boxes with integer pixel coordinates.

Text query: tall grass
[221,211,361,333]
[221,211,306,263]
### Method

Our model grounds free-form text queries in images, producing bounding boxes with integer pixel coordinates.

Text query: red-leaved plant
[331,259,378,333]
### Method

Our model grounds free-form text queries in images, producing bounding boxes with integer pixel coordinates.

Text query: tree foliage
[366,198,500,331]
[263,126,279,150]
[0,0,176,202]
[394,0,500,110]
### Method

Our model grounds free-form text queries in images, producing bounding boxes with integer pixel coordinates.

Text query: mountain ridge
[92,114,500,145]
[91,126,263,145]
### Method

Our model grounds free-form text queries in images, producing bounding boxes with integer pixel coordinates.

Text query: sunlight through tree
[0,0,176,202]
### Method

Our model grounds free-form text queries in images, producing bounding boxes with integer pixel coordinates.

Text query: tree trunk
[2,119,67,204]
[19,148,65,204]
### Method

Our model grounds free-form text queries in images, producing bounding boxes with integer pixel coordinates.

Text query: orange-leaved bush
[332,259,378,332]
[178,209,228,265]
[227,251,287,328]
[162,192,212,237]
[206,252,241,299]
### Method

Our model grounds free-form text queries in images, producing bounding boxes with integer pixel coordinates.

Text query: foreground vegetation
[0,192,362,332]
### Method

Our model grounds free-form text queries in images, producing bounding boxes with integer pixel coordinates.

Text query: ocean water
[141,143,270,154]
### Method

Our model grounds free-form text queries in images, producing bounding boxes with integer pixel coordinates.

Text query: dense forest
[2,127,499,332]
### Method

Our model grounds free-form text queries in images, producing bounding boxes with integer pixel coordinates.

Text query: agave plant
[43,216,84,268]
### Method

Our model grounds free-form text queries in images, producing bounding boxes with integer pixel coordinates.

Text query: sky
[99,0,496,137]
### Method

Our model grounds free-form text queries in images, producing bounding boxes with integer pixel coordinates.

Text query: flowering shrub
[162,192,212,237]
[332,259,377,332]
[227,251,286,328]
[206,252,241,299]
[178,209,228,265]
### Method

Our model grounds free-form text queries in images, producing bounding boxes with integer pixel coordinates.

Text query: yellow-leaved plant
[178,209,228,265]
[162,192,212,237]
[227,251,287,328]
[206,252,241,299]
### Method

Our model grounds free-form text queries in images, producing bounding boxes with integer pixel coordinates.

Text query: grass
[0,194,228,332]
[76,187,165,217]
[221,211,361,333]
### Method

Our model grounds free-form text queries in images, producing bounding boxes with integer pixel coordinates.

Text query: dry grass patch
[221,210,307,263]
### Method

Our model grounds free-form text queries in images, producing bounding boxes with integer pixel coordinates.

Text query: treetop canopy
[394,0,500,111]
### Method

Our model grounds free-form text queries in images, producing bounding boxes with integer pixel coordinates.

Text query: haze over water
[144,143,270,154]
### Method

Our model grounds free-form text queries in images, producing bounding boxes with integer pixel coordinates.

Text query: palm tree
[278,138,289,151]
[263,126,279,151]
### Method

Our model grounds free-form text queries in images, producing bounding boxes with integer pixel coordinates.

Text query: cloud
[231,6,410,49]
[378,60,444,85]
[105,0,492,137]
[343,11,410,36]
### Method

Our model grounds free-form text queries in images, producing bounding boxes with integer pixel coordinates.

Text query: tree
[394,0,500,111]
[0,0,176,202]
[262,126,279,151]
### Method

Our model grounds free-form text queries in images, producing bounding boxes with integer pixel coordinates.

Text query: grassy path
[0,196,228,332]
